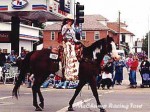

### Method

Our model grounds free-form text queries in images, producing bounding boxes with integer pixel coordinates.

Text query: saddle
[50,43,83,61]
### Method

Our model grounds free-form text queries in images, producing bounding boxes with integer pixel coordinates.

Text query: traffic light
[76,2,84,24]
[59,0,65,11]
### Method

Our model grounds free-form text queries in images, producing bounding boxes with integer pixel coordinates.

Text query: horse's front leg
[68,80,86,111]
[38,88,44,109]
[32,84,42,111]
[89,76,106,112]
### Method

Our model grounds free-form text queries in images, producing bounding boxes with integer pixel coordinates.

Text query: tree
[32,20,45,36]
[142,32,149,55]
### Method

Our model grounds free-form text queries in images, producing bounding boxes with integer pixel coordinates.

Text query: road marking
[0,102,14,105]
[0,88,55,100]
[104,90,114,94]
[56,90,114,111]
[0,96,12,100]
[56,98,93,112]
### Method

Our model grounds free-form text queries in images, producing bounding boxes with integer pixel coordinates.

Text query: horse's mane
[82,38,106,59]
[88,38,106,50]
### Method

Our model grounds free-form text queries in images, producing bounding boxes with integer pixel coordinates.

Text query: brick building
[43,15,134,49]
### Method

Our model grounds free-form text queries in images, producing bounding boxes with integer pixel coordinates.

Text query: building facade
[43,15,134,51]
[0,22,41,54]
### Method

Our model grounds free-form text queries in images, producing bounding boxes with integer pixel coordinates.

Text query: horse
[68,36,119,112]
[12,35,118,111]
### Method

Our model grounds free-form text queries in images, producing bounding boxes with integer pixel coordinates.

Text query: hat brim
[64,18,74,23]
[64,18,74,20]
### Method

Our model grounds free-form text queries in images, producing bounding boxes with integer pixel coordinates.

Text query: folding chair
[4,67,19,84]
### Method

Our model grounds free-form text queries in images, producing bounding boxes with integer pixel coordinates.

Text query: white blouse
[61,25,78,42]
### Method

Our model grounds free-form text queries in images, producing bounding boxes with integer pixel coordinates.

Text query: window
[51,32,55,40]
[122,34,125,42]
[81,31,86,40]
[94,31,100,40]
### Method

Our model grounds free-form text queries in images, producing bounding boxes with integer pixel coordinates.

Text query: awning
[0,0,70,22]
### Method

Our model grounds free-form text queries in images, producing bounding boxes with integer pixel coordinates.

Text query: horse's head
[102,36,119,58]
[92,35,120,60]
[105,35,120,59]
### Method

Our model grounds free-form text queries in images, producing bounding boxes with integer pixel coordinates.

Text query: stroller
[139,61,150,88]
[140,73,150,88]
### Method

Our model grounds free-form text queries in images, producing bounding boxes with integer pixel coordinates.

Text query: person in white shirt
[61,14,79,81]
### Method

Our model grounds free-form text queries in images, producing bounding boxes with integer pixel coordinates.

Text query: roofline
[3,22,41,30]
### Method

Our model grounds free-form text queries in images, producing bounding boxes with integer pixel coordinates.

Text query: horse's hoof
[68,107,74,111]
[39,102,44,109]
[100,108,106,112]
[35,107,42,111]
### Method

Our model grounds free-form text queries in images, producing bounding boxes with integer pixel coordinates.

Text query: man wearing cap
[0,48,6,67]
[61,14,79,81]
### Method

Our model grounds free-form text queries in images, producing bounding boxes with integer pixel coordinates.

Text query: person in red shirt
[129,55,139,88]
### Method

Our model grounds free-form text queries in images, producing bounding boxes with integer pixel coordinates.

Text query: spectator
[0,48,6,67]
[105,58,114,78]
[20,49,26,60]
[53,75,62,88]
[101,70,113,89]
[96,59,104,89]
[41,74,54,88]
[129,55,139,88]
[139,56,150,84]
[113,57,125,85]
[7,50,17,64]
[125,54,133,85]
[126,54,133,73]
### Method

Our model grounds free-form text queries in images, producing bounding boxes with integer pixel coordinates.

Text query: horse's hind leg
[32,83,42,111]
[68,80,86,111]
[89,76,106,112]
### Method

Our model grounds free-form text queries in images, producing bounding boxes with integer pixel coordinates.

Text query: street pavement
[0,68,150,112]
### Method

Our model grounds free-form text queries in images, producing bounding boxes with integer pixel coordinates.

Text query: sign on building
[0,31,10,42]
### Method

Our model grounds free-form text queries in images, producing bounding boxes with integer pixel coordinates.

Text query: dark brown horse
[68,36,118,112]
[12,36,118,112]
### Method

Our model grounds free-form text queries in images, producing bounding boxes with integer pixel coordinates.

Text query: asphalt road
[0,68,150,112]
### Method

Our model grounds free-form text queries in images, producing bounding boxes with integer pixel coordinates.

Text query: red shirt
[130,60,139,71]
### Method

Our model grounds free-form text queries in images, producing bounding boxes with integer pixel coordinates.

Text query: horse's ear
[107,35,114,43]
[107,35,110,38]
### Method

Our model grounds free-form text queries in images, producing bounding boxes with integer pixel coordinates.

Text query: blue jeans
[129,70,137,85]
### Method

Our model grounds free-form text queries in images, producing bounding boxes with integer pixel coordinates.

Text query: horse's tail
[12,51,34,99]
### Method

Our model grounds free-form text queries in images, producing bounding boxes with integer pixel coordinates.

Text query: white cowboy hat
[65,14,74,20]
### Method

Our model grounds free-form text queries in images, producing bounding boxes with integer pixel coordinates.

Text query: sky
[76,0,150,41]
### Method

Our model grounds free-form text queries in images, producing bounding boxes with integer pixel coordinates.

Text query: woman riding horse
[61,14,80,80]
[12,35,119,112]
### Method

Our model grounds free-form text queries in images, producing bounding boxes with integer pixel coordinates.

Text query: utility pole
[148,15,150,61]
[118,11,121,50]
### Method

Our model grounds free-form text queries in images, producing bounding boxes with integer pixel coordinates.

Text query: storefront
[0,22,40,54]
[0,0,71,54]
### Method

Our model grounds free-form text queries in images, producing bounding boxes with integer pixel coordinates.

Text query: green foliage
[142,32,149,55]
[32,20,46,36]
